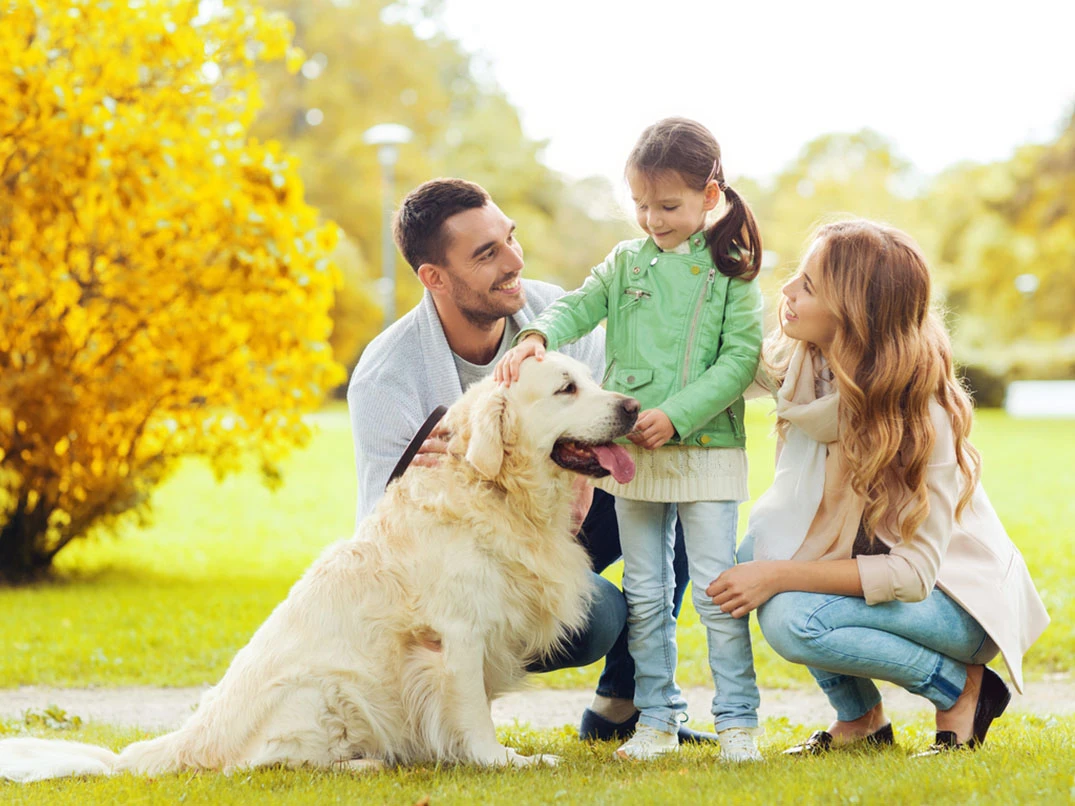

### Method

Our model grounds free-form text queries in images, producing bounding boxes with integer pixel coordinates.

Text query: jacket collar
[632,232,711,279]
[685,230,709,255]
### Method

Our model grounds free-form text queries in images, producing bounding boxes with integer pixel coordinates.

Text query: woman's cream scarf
[748,343,864,562]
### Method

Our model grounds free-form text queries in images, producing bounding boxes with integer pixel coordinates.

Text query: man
[347,178,712,743]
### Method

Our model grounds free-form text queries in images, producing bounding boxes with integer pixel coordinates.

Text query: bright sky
[438,0,1075,187]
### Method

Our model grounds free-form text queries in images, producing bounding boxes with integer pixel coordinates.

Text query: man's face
[436,203,526,327]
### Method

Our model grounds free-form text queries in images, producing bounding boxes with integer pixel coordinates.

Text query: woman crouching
[706,219,1049,755]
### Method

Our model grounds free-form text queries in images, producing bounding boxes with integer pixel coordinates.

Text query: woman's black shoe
[915,666,1012,756]
[784,722,894,756]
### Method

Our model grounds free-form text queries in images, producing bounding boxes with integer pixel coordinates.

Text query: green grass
[2,714,1074,804]
[0,403,1070,690]
[2,404,1071,802]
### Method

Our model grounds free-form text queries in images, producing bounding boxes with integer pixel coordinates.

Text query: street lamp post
[363,123,413,331]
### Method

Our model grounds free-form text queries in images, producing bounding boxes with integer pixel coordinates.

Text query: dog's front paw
[335,758,385,773]
[505,747,560,767]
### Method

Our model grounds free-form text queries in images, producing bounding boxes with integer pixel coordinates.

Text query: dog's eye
[556,382,577,396]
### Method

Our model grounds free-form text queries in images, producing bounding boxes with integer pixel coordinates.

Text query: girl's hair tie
[705,157,727,191]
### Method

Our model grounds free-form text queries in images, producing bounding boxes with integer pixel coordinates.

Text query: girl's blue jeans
[616,498,760,733]
[757,587,999,720]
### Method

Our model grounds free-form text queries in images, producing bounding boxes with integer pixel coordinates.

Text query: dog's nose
[621,397,640,414]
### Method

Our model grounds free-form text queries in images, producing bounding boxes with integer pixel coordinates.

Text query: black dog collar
[385,405,449,489]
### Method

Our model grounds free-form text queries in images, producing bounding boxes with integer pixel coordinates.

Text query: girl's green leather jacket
[520,234,763,448]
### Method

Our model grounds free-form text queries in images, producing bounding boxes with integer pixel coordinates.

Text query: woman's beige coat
[749,345,1049,694]
[853,402,1049,693]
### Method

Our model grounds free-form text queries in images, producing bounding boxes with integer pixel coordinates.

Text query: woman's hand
[627,409,675,450]
[706,561,785,618]
[493,334,546,386]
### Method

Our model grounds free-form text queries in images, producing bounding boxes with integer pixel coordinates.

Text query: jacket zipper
[620,288,651,311]
[727,407,742,439]
[601,357,617,387]
[681,268,717,388]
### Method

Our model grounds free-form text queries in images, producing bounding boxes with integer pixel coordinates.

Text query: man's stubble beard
[452,284,526,331]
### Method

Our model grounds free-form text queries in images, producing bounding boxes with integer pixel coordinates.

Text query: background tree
[928,110,1075,345]
[918,108,1075,399]
[0,0,343,580]
[735,130,927,332]
[252,0,635,370]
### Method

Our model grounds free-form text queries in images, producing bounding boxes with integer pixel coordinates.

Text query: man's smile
[493,276,522,293]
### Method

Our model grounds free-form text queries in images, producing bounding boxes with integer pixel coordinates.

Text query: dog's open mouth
[551,441,636,484]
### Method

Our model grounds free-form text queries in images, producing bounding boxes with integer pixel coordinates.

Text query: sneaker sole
[614,747,680,761]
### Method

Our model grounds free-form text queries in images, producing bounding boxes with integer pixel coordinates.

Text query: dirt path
[2,677,1071,733]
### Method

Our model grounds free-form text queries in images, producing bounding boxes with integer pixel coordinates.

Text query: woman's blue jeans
[758,588,999,721]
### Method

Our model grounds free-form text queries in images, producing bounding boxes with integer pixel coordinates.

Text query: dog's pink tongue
[592,444,635,484]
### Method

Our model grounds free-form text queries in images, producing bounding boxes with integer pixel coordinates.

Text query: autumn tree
[0,0,344,580]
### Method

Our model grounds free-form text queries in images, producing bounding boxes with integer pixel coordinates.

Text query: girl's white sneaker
[614,724,680,761]
[719,728,763,762]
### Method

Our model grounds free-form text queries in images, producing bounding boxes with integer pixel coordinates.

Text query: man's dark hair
[393,178,491,272]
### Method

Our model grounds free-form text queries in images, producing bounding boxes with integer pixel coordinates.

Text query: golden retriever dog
[0,352,638,782]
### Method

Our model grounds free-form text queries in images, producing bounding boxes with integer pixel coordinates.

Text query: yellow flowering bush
[0,0,344,580]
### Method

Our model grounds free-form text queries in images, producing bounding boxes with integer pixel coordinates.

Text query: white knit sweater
[595,444,748,503]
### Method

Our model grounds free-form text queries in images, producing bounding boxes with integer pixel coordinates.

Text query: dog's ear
[464,387,514,479]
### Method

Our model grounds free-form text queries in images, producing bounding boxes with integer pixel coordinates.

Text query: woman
[706,219,1049,755]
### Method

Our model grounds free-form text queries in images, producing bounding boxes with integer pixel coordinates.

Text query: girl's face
[627,168,718,251]
[781,242,840,352]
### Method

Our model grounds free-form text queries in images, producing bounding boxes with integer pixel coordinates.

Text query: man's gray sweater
[347,280,606,523]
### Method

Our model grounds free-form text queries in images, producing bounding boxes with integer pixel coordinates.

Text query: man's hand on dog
[569,476,594,534]
[412,422,450,468]
[494,334,546,386]
[628,409,675,450]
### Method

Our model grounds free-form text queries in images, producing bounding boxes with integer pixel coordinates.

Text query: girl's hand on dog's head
[493,335,546,386]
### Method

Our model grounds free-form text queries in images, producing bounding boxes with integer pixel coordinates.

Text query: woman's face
[781,244,840,352]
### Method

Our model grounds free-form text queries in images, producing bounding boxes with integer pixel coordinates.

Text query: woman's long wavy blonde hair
[766,219,981,544]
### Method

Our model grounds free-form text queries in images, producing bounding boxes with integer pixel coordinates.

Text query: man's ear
[417,263,446,293]
[464,387,515,480]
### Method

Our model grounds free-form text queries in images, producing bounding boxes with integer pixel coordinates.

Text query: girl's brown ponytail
[707,185,762,281]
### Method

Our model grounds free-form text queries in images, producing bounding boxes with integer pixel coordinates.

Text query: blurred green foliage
[738,113,1075,396]
[12,0,1063,386]
[252,0,1074,387]
[251,0,634,372]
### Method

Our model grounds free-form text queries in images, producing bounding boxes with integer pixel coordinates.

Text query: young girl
[496,118,764,762]
[706,220,1048,756]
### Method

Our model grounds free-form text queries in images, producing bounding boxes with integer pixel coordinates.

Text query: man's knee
[526,574,625,673]
[572,574,627,667]
[591,573,628,630]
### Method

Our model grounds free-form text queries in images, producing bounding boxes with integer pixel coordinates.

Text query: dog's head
[448,352,638,484]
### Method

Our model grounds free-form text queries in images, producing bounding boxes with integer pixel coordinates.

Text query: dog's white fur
[0,353,637,782]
